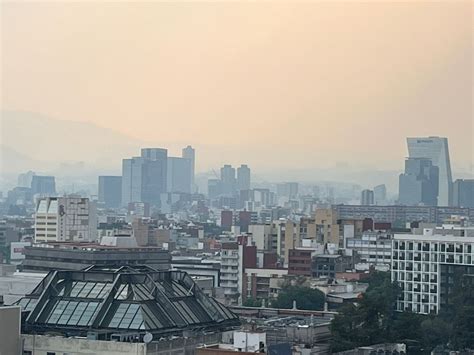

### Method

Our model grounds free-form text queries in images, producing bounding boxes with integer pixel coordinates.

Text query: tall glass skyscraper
[121,149,168,206]
[407,137,453,206]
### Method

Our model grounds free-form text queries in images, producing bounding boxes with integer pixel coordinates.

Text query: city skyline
[1,1,472,176]
[1,2,474,354]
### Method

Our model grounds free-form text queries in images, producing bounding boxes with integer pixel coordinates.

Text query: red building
[288,249,313,276]
[221,210,233,231]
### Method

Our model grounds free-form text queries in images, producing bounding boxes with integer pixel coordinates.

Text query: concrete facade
[0,306,21,355]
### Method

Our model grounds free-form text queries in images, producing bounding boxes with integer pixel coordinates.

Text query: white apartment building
[392,229,474,315]
[220,242,242,305]
[34,197,97,243]
[346,231,392,268]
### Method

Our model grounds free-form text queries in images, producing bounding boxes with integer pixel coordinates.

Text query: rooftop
[16,265,239,340]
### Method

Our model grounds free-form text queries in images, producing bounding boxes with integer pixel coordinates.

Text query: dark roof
[17,265,239,338]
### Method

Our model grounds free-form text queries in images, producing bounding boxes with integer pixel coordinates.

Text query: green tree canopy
[271,285,325,311]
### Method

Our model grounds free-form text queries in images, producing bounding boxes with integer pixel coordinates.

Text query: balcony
[222,254,239,260]
[221,260,238,266]
[221,275,238,282]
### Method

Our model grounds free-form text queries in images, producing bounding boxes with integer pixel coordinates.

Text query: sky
[1,1,473,174]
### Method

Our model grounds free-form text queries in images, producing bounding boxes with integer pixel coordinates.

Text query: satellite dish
[143,332,153,344]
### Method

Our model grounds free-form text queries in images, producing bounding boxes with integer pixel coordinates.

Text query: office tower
[399,158,439,206]
[121,148,168,206]
[141,159,167,205]
[167,157,192,193]
[17,171,35,188]
[141,148,167,160]
[374,184,387,205]
[182,145,195,191]
[220,165,236,196]
[237,164,251,191]
[360,189,375,205]
[453,179,474,208]
[34,196,97,243]
[208,179,222,199]
[121,157,144,205]
[277,182,299,199]
[98,176,122,208]
[407,137,452,206]
[31,175,56,196]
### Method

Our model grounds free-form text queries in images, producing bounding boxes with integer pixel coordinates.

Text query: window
[47,352,56,355]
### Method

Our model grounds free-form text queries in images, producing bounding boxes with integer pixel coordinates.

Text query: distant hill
[0,144,42,173]
[1,110,145,172]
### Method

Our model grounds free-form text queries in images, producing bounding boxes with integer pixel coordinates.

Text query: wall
[0,306,20,355]
[22,334,146,355]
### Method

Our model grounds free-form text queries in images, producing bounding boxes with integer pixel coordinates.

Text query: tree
[271,285,325,311]
[447,274,474,350]
[330,271,405,352]
[243,297,262,308]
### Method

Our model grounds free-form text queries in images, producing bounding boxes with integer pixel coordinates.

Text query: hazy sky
[1,1,473,173]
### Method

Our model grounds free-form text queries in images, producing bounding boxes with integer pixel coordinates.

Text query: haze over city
[1,1,472,189]
[1,1,474,355]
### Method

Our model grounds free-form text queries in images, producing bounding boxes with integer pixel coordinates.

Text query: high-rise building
[407,137,452,206]
[360,189,375,205]
[208,179,222,200]
[220,165,236,196]
[121,157,143,206]
[392,228,474,315]
[121,148,168,206]
[167,157,192,193]
[277,182,299,199]
[374,184,387,205]
[31,176,56,196]
[98,176,122,208]
[141,149,168,205]
[399,158,439,206]
[34,196,97,243]
[141,148,167,160]
[182,145,195,191]
[453,179,474,208]
[237,164,251,191]
[17,171,36,188]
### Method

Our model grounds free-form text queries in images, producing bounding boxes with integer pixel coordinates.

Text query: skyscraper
[98,176,122,208]
[220,165,236,196]
[374,184,387,205]
[360,189,375,205]
[31,175,56,196]
[452,179,474,208]
[167,157,192,193]
[237,164,251,191]
[277,182,299,199]
[121,157,144,206]
[399,158,439,206]
[182,145,195,191]
[407,137,452,206]
[121,148,168,206]
[17,171,36,188]
[141,148,167,161]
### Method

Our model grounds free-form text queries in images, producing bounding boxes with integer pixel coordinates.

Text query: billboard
[10,242,31,260]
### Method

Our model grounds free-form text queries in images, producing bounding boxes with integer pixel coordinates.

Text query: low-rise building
[345,231,393,268]
[20,242,170,272]
[244,267,288,303]
[312,254,355,279]
[16,266,240,354]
